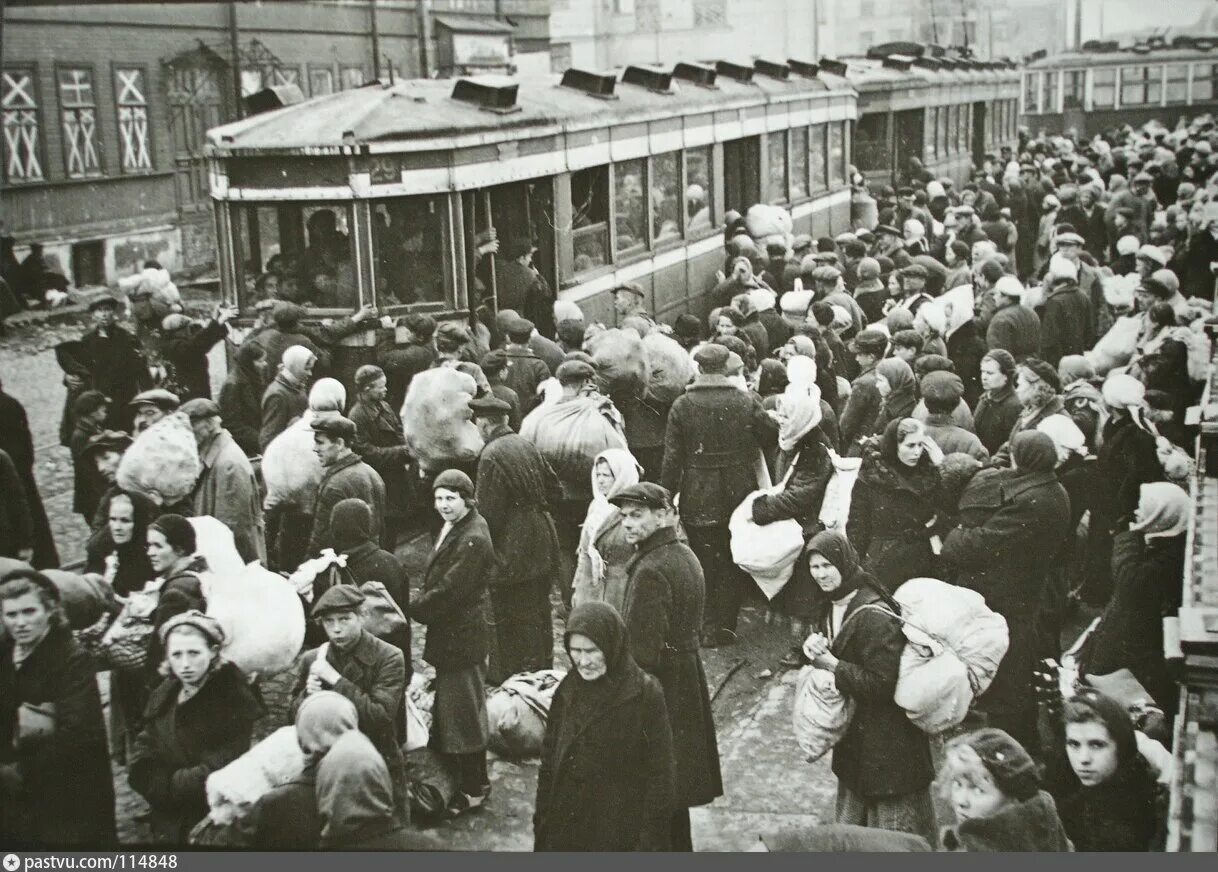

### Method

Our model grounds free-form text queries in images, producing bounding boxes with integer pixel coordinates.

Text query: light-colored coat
[193,428,266,564]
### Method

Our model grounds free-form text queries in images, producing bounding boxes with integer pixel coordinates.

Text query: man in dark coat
[493,239,554,336]
[0,379,57,567]
[611,483,722,852]
[838,330,887,452]
[662,344,776,646]
[1039,259,1094,368]
[942,431,1071,753]
[0,449,33,560]
[57,292,152,435]
[472,397,562,683]
[260,345,315,452]
[1182,215,1218,300]
[217,341,268,457]
[479,350,523,432]
[376,312,437,413]
[985,276,1041,361]
[158,307,233,400]
[500,317,550,415]
[347,365,412,547]
[308,417,386,555]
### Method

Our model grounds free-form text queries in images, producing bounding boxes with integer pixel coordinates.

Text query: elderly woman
[973,350,1023,456]
[871,358,919,435]
[128,611,260,845]
[409,469,495,815]
[572,449,643,611]
[847,418,945,592]
[991,358,1065,467]
[534,602,675,851]
[801,531,936,844]
[1079,482,1188,712]
[0,570,116,848]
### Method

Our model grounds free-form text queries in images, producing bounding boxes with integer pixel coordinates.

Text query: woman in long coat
[128,612,261,845]
[0,570,116,848]
[408,469,495,813]
[974,350,1023,456]
[847,418,945,592]
[870,358,918,435]
[800,531,936,844]
[572,449,642,612]
[534,602,674,851]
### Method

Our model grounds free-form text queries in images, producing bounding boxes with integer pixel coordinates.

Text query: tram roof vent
[819,58,848,76]
[787,59,820,79]
[911,56,942,70]
[672,62,718,88]
[560,68,618,99]
[753,60,790,81]
[622,65,675,94]
[715,60,755,83]
[1081,40,1119,53]
[451,78,520,113]
[867,41,926,60]
[882,55,914,71]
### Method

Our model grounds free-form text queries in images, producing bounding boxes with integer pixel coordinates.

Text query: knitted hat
[433,468,475,499]
[1021,357,1062,392]
[158,609,225,646]
[965,728,1039,801]
[150,514,197,555]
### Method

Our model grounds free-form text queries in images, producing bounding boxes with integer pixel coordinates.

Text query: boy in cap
[68,390,111,520]
[501,317,551,415]
[308,416,387,556]
[839,329,888,449]
[129,388,181,435]
[348,364,411,544]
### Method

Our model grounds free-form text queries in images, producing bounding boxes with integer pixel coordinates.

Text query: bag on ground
[204,564,305,677]
[405,747,459,820]
[792,665,855,762]
[818,450,862,531]
[204,726,306,828]
[405,692,430,753]
[116,412,201,506]
[485,669,565,758]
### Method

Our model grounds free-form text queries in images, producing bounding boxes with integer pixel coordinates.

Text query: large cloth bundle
[643,331,695,405]
[204,564,305,676]
[729,462,804,599]
[203,726,306,828]
[118,266,181,318]
[520,396,627,486]
[41,569,112,630]
[116,412,201,506]
[887,578,1010,734]
[485,669,564,758]
[261,411,322,511]
[744,203,794,250]
[818,450,862,532]
[1086,316,1142,375]
[188,516,245,577]
[792,665,854,762]
[401,368,483,473]
[588,328,649,397]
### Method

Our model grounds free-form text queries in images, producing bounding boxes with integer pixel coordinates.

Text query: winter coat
[751,430,834,535]
[612,388,672,457]
[622,526,723,809]
[846,442,944,591]
[246,767,320,850]
[923,415,989,462]
[1182,230,1218,301]
[1056,769,1160,852]
[1094,416,1164,527]
[193,429,265,564]
[572,509,635,613]
[0,390,56,567]
[217,349,264,457]
[758,309,793,352]
[839,365,882,453]
[0,624,116,848]
[308,454,386,555]
[160,319,227,401]
[986,303,1042,361]
[501,346,551,415]
[661,374,775,528]
[829,580,934,798]
[347,396,411,537]
[0,448,32,559]
[375,337,435,413]
[259,372,308,452]
[410,508,494,671]
[57,326,152,434]
[129,662,260,845]
[1040,282,1095,367]
[533,664,673,851]
[990,396,1066,468]
[940,791,1073,852]
[69,417,107,518]
[947,320,988,408]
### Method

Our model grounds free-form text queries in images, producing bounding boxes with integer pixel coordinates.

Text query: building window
[341,67,365,90]
[685,145,713,236]
[309,66,334,97]
[58,67,102,178]
[614,158,647,254]
[693,0,727,27]
[550,43,572,73]
[828,122,845,186]
[1092,68,1116,109]
[571,166,609,274]
[2,68,45,183]
[1023,73,1040,113]
[270,67,300,88]
[790,126,809,200]
[1063,70,1085,109]
[1121,65,1160,106]
[1166,64,1189,104]
[810,123,828,191]
[860,0,876,17]
[114,67,151,173]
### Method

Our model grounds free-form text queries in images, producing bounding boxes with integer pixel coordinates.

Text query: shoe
[446,786,490,817]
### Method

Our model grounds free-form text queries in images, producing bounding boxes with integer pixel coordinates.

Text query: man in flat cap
[839,330,888,450]
[500,316,551,416]
[181,398,265,564]
[873,224,912,270]
[1051,228,1103,334]
[613,281,656,328]
[291,583,408,821]
[919,372,988,462]
[348,364,411,546]
[376,312,437,413]
[661,344,776,648]
[493,237,553,336]
[129,388,181,436]
[308,416,386,556]
[610,482,722,851]
[470,396,562,683]
[885,264,932,317]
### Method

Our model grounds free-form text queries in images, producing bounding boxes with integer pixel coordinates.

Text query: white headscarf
[1129,482,1190,541]
[1037,414,1088,463]
[777,385,823,453]
[786,355,818,396]
[308,377,346,415]
[582,448,642,542]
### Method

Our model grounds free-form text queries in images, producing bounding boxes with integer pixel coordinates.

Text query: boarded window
[115,67,152,172]
[58,68,102,178]
[2,68,44,182]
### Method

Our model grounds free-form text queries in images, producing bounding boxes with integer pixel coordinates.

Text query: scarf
[308,377,346,413]
[778,387,823,452]
[805,529,863,602]
[1010,431,1058,473]
[876,357,917,420]
[583,449,642,544]
[1129,481,1189,541]
[282,345,316,385]
[316,731,396,848]
[558,602,647,754]
[296,690,359,756]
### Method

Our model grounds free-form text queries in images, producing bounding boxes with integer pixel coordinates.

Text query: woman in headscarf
[1128,302,1196,429]
[974,350,1023,456]
[1051,689,1161,852]
[1035,193,1062,275]
[1058,355,1103,451]
[943,431,1071,753]
[800,531,936,844]
[912,305,948,359]
[315,731,439,850]
[534,602,674,851]
[871,358,918,435]
[941,290,987,408]
[128,611,261,845]
[847,418,945,592]
[1078,482,1187,712]
[751,386,836,666]
[991,358,1066,467]
[246,691,359,849]
[572,449,643,612]
[1082,374,1164,606]
[903,219,930,257]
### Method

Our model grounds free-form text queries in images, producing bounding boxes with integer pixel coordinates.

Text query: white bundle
[261,412,322,511]
[188,516,245,577]
[792,665,854,762]
[1086,316,1142,375]
[204,727,306,827]
[401,368,483,473]
[116,412,201,506]
[206,563,305,676]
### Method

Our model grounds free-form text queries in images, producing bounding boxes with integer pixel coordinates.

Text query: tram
[1021,39,1218,138]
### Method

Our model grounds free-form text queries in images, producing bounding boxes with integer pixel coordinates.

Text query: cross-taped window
[3,69,44,182]
[58,67,102,177]
[693,0,727,27]
[115,68,152,172]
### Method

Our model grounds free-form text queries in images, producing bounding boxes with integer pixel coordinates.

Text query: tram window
[1192,64,1217,101]
[810,123,828,191]
[1042,72,1059,112]
[571,166,610,274]
[1063,71,1085,110]
[936,108,949,158]
[1121,66,1160,106]
[790,127,809,200]
[767,132,788,204]
[1167,65,1189,104]
[651,151,682,246]
[1024,73,1039,114]
[685,145,713,236]
[1092,69,1116,109]
[371,196,446,307]
[614,158,647,255]
[235,203,357,312]
[828,122,845,187]
[924,108,937,160]
[957,105,969,152]
[854,113,888,173]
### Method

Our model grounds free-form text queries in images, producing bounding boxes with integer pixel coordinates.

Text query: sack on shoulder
[360,581,408,640]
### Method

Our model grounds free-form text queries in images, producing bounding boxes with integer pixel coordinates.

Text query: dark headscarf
[316,731,396,848]
[558,602,647,751]
[876,357,917,420]
[1010,431,1058,474]
[330,497,373,553]
[805,529,864,602]
[86,489,157,596]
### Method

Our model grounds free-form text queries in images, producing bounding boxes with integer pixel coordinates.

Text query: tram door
[892,109,924,182]
[464,181,556,313]
[723,136,761,214]
[971,101,988,167]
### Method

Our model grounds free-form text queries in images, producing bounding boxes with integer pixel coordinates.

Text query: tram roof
[843,56,1019,90]
[207,69,856,156]
[1025,46,1218,70]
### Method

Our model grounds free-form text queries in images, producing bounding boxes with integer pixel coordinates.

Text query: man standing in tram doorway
[494,238,555,337]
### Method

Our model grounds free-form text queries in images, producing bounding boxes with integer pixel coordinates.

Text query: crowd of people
[0,110,1212,853]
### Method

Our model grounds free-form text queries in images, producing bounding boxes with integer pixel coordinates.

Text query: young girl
[939,728,1073,852]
